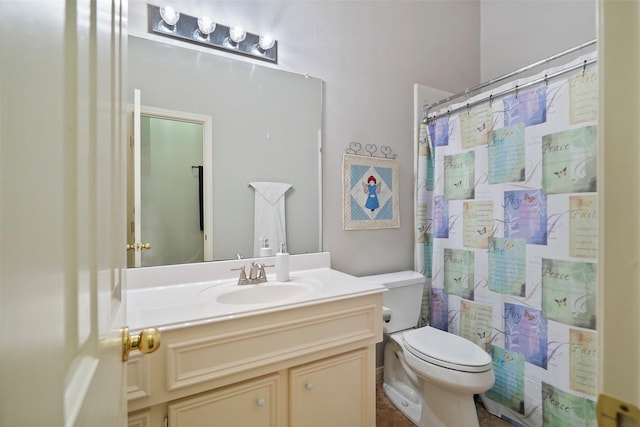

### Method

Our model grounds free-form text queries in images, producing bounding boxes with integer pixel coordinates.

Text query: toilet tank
[360,271,425,333]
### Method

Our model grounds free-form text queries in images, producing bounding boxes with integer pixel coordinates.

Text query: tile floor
[376,384,513,427]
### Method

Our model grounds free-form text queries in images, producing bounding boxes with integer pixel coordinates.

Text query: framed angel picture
[342,153,399,230]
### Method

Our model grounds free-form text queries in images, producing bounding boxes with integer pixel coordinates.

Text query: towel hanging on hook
[248,181,292,258]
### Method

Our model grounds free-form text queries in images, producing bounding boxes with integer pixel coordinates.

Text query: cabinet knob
[305,382,314,390]
[256,398,266,407]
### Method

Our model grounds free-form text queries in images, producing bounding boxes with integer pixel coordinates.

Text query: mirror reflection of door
[127,105,212,268]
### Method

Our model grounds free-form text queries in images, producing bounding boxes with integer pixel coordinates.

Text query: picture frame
[342,153,400,230]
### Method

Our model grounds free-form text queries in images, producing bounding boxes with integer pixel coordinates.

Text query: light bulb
[159,6,180,26]
[197,16,216,35]
[229,26,246,44]
[258,34,275,51]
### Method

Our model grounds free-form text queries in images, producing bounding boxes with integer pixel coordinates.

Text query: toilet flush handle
[305,382,314,390]
[382,306,392,323]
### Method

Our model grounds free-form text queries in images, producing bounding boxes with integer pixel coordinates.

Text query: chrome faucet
[234,261,269,285]
[248,261,260,282]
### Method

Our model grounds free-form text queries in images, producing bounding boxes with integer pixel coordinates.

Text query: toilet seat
[402,326,492,373]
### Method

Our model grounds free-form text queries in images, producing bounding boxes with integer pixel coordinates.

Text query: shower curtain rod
[424,56,597,123]
[423,39,597,113]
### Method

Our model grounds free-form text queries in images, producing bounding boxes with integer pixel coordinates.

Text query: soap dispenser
[275,242,289,282]
[259,238,273,257]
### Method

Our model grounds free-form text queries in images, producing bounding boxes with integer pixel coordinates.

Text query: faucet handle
[237,265,249,285]
[257,263,267,282]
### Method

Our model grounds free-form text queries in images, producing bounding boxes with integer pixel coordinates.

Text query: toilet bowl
[401,326,494,427]
[362,271,495,427]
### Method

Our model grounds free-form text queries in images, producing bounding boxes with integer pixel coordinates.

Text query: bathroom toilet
[362,271,495,427]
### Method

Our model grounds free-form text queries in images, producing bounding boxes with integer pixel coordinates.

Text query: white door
[1,0,130,425]
[598,0,640,422]
[127,101,214,268]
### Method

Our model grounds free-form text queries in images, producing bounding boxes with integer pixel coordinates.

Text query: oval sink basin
[216,283,312,305]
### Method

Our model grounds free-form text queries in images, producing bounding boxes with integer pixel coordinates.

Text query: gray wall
[128,0,595,277]
[480,0,596,81]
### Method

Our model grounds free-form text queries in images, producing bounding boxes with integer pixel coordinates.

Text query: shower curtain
[415,51,598,427]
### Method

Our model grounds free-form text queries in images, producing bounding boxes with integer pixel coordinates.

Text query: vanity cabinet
[168,373,285,426]
[127,292,382,427]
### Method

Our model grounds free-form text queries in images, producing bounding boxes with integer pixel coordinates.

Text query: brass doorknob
[126,243,152,251]
[122,326,161,362]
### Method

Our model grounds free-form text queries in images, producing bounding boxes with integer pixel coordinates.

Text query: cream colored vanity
[126,253,384,427]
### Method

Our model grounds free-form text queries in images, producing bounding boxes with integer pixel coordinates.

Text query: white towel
[249,181,292,257]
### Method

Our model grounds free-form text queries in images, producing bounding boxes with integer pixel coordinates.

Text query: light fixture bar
[148,4,278,63]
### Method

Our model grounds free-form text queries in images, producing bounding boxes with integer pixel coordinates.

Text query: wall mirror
[127,36,323,267]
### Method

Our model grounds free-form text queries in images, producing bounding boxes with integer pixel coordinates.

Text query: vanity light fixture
[197,16,216,36]
[159,6,180,26]
[228,26,246,45]
[148,4,278,63]
[258,34,275,51]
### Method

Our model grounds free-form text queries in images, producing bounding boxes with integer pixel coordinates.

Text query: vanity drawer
[164,296,381,391]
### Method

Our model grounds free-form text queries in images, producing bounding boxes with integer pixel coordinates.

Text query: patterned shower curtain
[414,51,598,427]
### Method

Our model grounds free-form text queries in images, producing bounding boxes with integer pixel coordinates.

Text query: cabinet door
[168,374,283,427]
[289,349,373,427]
[127,410,151,427]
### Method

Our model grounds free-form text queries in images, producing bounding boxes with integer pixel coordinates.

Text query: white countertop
[126,254,386,332]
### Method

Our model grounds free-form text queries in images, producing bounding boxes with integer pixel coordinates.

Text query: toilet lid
[402,326,492,373]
